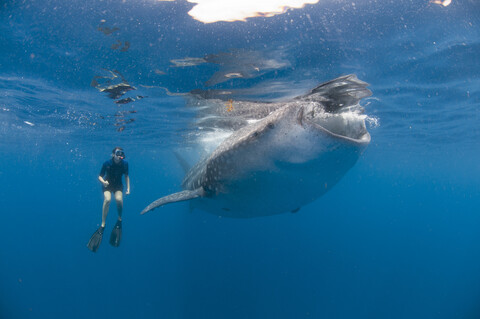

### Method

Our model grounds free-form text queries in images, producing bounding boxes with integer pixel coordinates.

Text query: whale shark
[141,74,372,218]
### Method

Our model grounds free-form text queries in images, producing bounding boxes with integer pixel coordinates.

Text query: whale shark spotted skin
[141,74,372,218]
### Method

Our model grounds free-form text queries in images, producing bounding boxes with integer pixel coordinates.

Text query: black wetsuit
[99,159,129,192]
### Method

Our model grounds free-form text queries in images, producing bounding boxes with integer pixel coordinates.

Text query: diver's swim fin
[109,220,122,247]
[87,226,105,253]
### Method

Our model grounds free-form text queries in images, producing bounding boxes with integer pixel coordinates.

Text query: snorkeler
[87,147,130,252]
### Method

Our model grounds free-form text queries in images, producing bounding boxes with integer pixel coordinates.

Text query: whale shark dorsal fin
[140,188,204,215]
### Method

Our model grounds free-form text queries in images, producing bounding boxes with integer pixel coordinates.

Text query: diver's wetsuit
[99,159,129,192]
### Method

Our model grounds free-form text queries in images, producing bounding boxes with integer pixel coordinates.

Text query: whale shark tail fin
[296,74,372,113]
[140,188,204,215]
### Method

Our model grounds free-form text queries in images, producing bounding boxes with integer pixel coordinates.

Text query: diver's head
[112,147,125,163]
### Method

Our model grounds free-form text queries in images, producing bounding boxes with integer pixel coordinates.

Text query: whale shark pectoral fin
[294,74,372,113]
[173,150,191,174]
[140,188,204,215]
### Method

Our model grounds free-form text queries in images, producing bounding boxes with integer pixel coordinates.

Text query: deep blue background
[2,145,480,318]
[1,0,479,318]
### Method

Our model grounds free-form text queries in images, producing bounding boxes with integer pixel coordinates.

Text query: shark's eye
[267,123,275,129]
[252,132,259,137]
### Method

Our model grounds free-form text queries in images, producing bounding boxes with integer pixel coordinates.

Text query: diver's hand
[125,189,130,195]
[102,181,109,187]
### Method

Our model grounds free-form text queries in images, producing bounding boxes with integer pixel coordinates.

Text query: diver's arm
[125,174,130,195]
[98,175,109,187]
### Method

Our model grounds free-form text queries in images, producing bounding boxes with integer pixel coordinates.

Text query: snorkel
[112,147,125,163]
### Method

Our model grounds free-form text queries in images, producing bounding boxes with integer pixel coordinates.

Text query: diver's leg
[110,191,124,247]
[114,190,123,221]
[101,191,112,227]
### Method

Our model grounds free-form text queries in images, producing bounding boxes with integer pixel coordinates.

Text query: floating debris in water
[114,97,135,105]
[203,49,290,86]
[224,72,243,78]
[97,20,131,51]
[91,70,136,99]
[111,40,121,50]
[111,40,130,52]
[97,20,119,35]
[98,26,119,35]
[98,83,136,100]
[91,69,141,132]
[90,69,123,88]
[24,121,35,126]
[170,57,206,67]
[114,95,145,105]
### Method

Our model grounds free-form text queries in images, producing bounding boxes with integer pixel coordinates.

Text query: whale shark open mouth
[306,108,371,143]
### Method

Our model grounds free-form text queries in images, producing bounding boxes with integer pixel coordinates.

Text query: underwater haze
[1,0,480,318]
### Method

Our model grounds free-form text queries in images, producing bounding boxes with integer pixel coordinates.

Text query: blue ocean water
[1,0,480,318]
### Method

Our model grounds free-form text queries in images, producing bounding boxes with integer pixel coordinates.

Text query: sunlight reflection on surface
[430,0,452,7]
[185,0,320,23]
